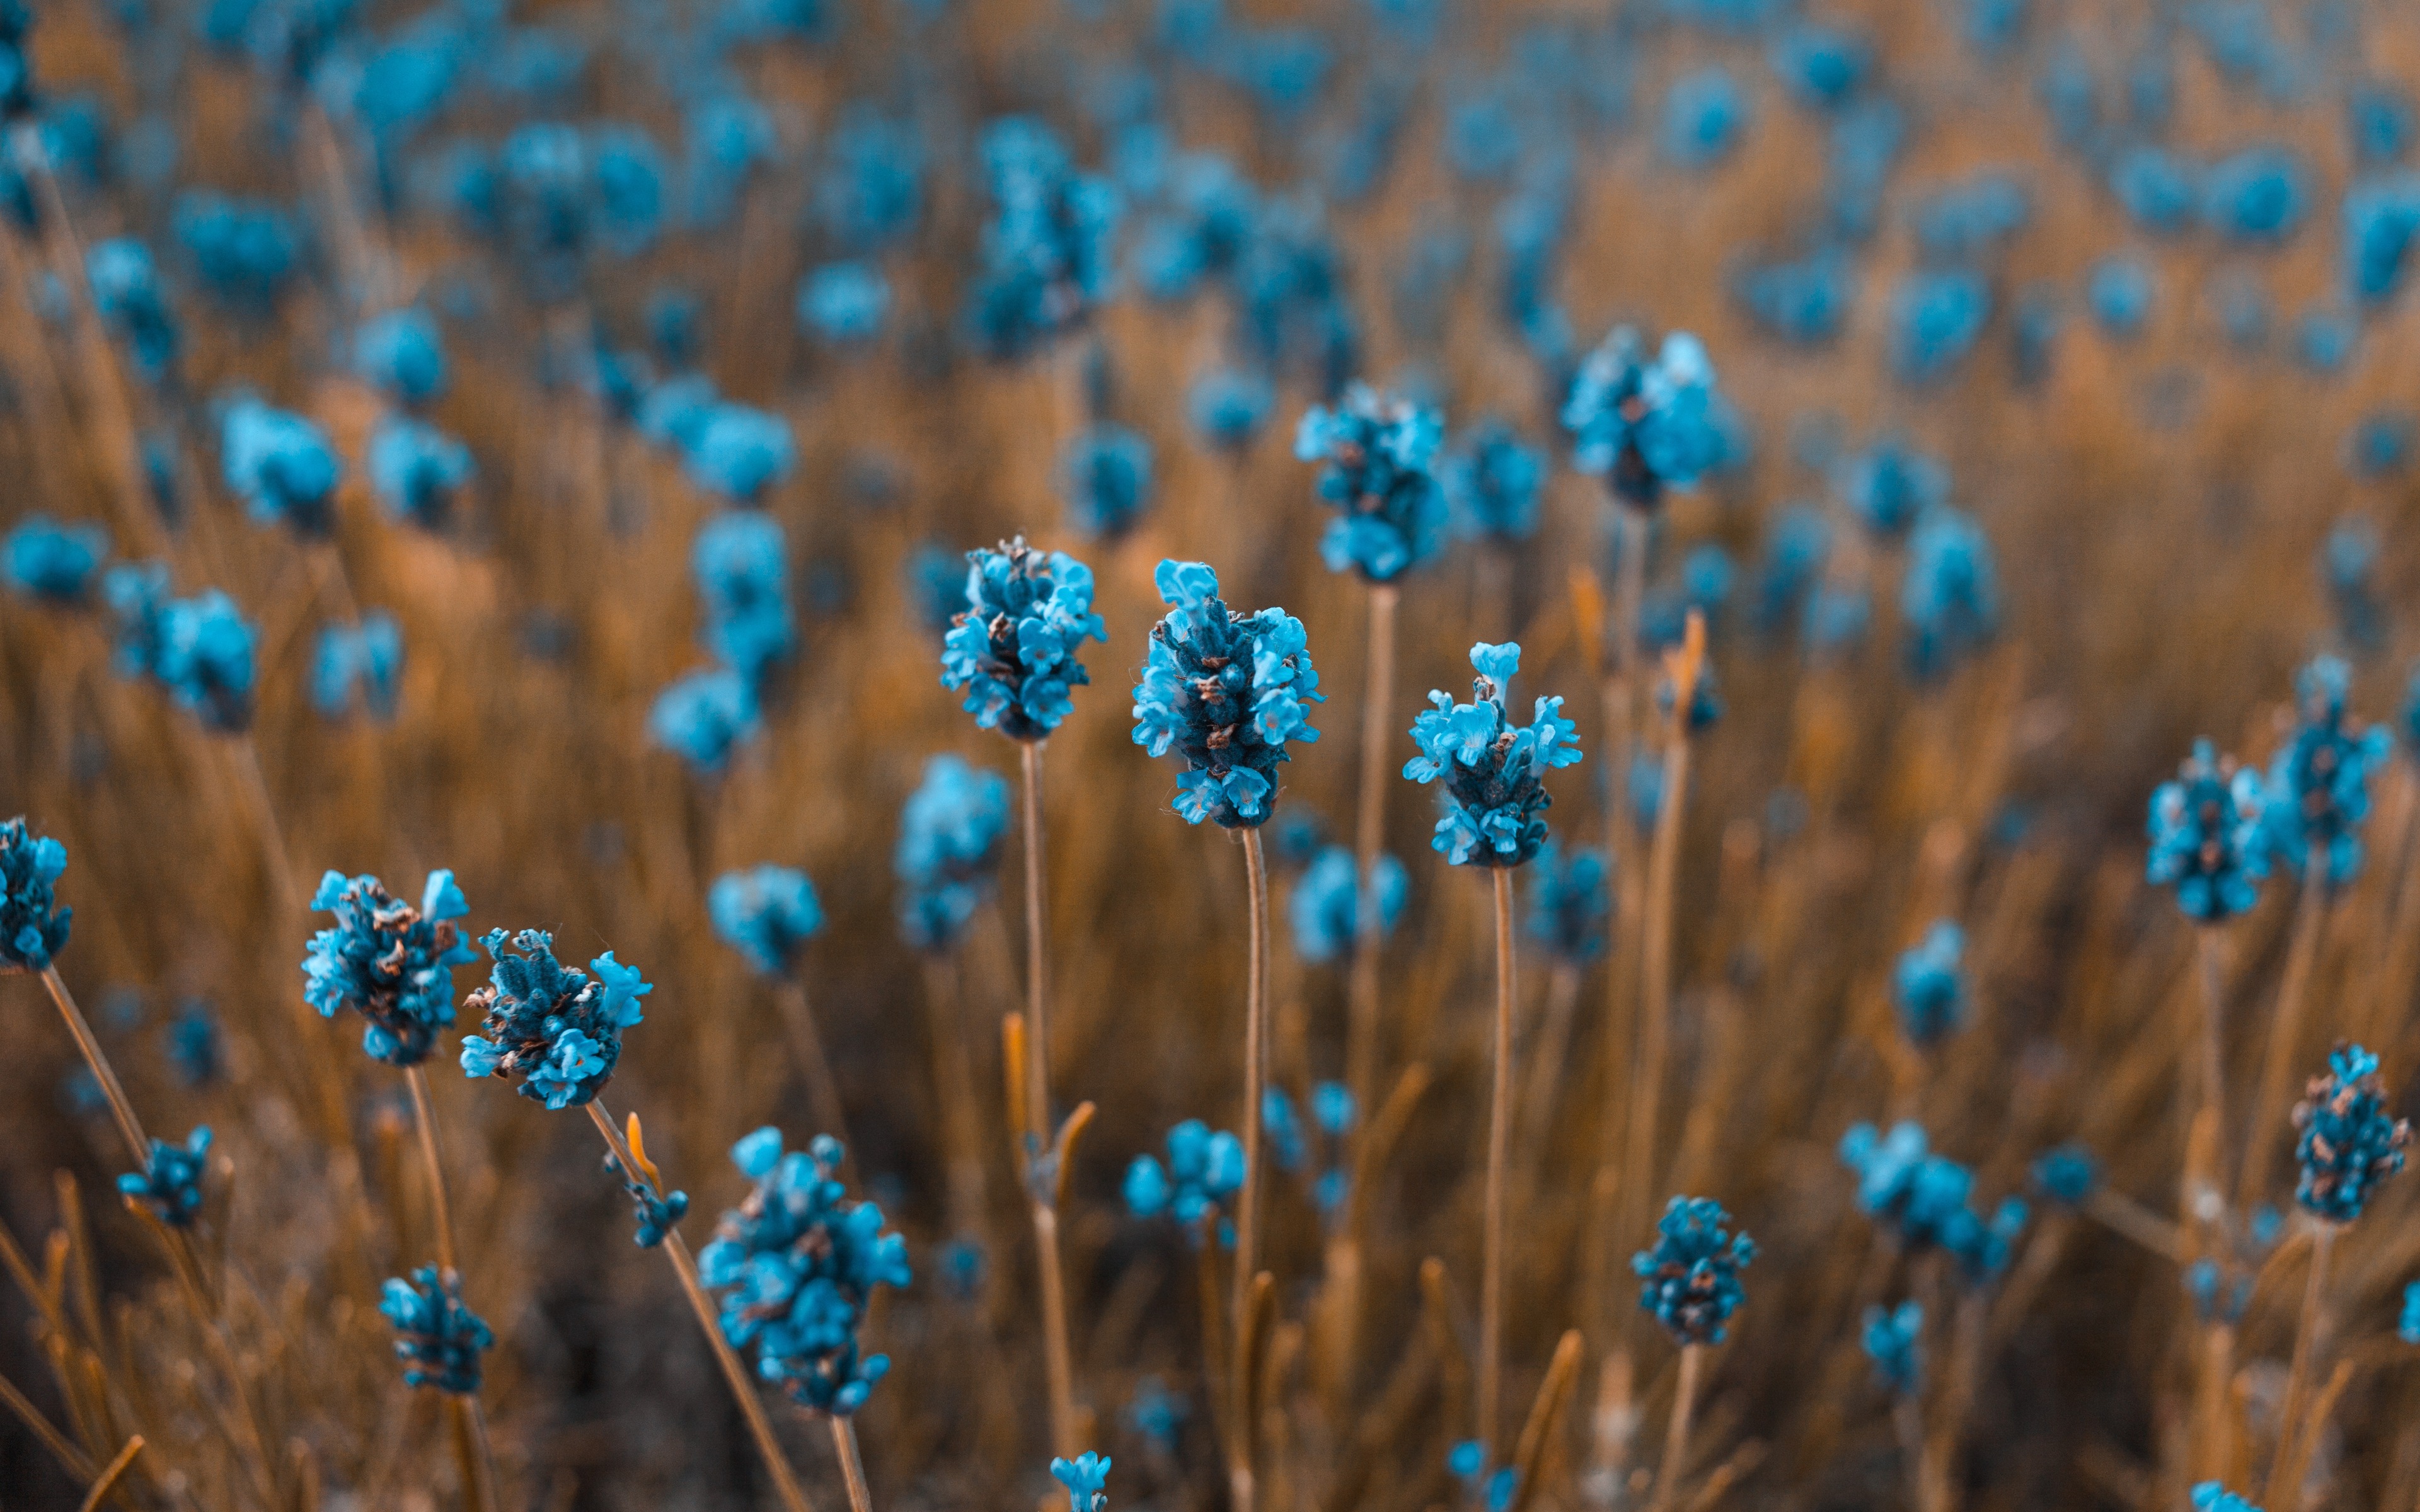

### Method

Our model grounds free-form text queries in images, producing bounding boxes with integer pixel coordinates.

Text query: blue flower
[2292,1043,2409,1223]
[1295,384,1446,582]
[118,1126,210,1226]
[1059,423,1156,540]
[708,866,824,977]
[1862,1300,1922,1393]
[1632,1195,1754,1345]
[1888,270,1990,384]
[649,668,761,774]
[1406,643,1584,867]
[2202,146,2309,245]
[941,539,1108,742]
[1187,367,1273,453]
[605,1151,688,1247]
[1051,1452,1112,1512]
[2344,177,2420,304]
[2400,1279,2420,1344]
[3,515,108,605]
[1732,247,1856,345]
[1526,839,1612,963]
[171,190,297,311]
[1288,845,1407,964]
[380,1265,493,1394]
[1443,419,1545,545]
[1753,507,1830,634]
[0,818,72,972]
[1840,1121,2027,1282]
[2031,1143,2100,1206]
[684,403,796,504]
[2261,656,2393,888]
[1127,1376,1187,1453]
[1661,68,1749,168]
[155,588,259,732]
[2148,740,2269,922]
[2349,84,2413,166]
[966,117,1121,359]
[1770,22,1872,108]
[697,1129,910,1415]
[1836,438,1946,539]
[1448,1442,1518,1512]
[86,239,179,380]
[895,755,1012,953]
[1124,1118,1245,1237]
[693,512,795,687]
[303,869,474,1066]
[2109,147,2199,236]
[2189,1486,2261,1512]
[1131,561,1323,828]
[221,396,342,536]
[815,107,923,255]
[369,417,474,529]
[797,261,890,345]
[355,307,449,403]
[460,930,651,1110]
[1562,328,1727,508]
[1902,508,2000,680]
[1262,1087,1306,1172]
[2088,256,2156,339]
[311,613,404,723]
[169,1000,221,1087]
[1893,920,1968,1046]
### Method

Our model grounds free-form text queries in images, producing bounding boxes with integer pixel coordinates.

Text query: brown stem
[1235,829,1271,1344]
[830,1416,875,1512]
[39,966,151,1167]
[775,977,852,1151]
[1647,1343,1702,1512]
[2267,1224,2336,1504]
[1018,738,1081,1457]
[1623,730,1694,1266]
[1031,1199,1080,1458]
[2196,927,2231,1208]
[2240,884,2328,1208]
[1345,584,1399,1127]
[446,1396,500,1512]
[1479,868,1516,1456]
[404,1065,459,1274]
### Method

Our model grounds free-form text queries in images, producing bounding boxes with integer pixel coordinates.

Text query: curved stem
[39,966,151,1167]
[1479,868,1516,1456]
[830,1416,875,1512]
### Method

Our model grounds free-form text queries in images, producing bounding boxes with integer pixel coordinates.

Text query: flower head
[459,931,652,1110]
[650,667,761,774]
[797,260,891,344]
[684,403,797,504]
[1632,1195,1755,1345]
[2261,655,2393,889]
[941,539,1108,742]
[1840,1121,2027,1282]
[311,613,405,723]
[1526,839,1612,963]
[0,818,72,971]
[896,755,1013,953]
[1902,508,2000,679]
[693,512,795,689]
[2031,1143,2100,1206]
[1443,418,1545,545]
[1404,643,1584,867]
[1288,846,1407,963]
[605,1152,688,1248]
[1562,328,1727,509]
[1051,1452,1112,1512]
[2292,1043,2409,1223]
[380,1266,493,1394]
[369,416,475,530]
[708,866,824,977]
[1294,383,1445,582]
[1124,1118,1245,1237]
[965,117,1120,358]
[698,1129,911,1415]
[1059,423,1156,540]
[2189,1487,2262,1512]
[1862,1300,1922,1394]
[146,588,258,733]
[1188,367,1272,453]
[2400,1279,2420,1344]
[4,515,109,605]
[1893,920,1968,1046]
[118,1126,210,1226]
[1836,438,1947,539]
[221,396,342,536]
[87,239,180,381]
[1132,561,1323,828]
[2148,741,2269,922]
[355,307,449,403]
[302,869,475,1067]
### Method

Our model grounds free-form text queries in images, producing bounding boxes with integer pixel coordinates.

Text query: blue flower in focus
[118,1126,210,1226]
[221,396,342,536]
[381,1265,493,1394]
[685,404,796,504]
[1862,1300,1921,1393]
[2292,1043,2408,1223]
[1836,438,1946,539]
[1443,419,1545,546]
[1526,839,1611,963]
[0,818,72,972]
[650,668,762,774]
[967,117,1121,359]
[171,191,297,311]
[2189,1486,2260,1512]
[2031,1143,2100,1206]
[941,539,1108,742]
[311,613,404,723]
[1288,845,1407,963]
[606,1151,688,1247]
[709,865,823,978]
[1059,423,1156,540]
[896,754,1012,953]
[693,512,795,687]
[355,307,449,404]
[1893,920,1967,1046]
[1187,367,1272,453]
[797,261,890,345]
[1124,1118,1245,1237]
[86,239,180,380]
[1051,1452,1112,1512]
[1661,69,1748,168]
[2261,655,2392,888]
[369,417,473,529]
[460,929,652,1110]
[2147,740,2268,922]
[1562,327,1727,508]
[4,515,108,605]
[302,869,472,1067]
[1296,384,1446,582]
[698,1128,910,1415]
[1632,1195,1754,1345]
[1132,561,1322,828]
[1888,270,1989,384]
[1902,508,2000,680]
[1405,643,1584,868]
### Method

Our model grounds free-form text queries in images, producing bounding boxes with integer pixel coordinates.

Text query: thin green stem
[1479,868,1516,1457]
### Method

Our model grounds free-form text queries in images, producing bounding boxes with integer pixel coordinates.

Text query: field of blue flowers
[3,0,2419,1507]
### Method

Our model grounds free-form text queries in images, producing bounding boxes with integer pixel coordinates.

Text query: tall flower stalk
[1631,1197,1754,1512]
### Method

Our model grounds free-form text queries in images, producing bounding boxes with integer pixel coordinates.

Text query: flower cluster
[1526,839,1612,963]
[1,818,72,972]
[2291,1043,2409,1223]
[369,417,475,529]
[685,404,797,504]
[103,570,260,733]
[1059,422,1156,539]
[118,1126,211,1226]
[1288,846,1407,963]
[967,117,1120,358]
[2031,1143,2100,1206]
[692,512,796,690]
[2146,740,2268,922]
[1840,1121,2028,1281]
[1901,508,2000,680]
[1632,1195,1756,1346]
[1131,561,1322,827]
[649,668,761,774]
[1124,1119,1245,1238]
[1294,383,1446,581]
[310,614,405,723]
[355,309,449,404]
[2261,655,2392,889]
[1403,643,1583,867]
[302,869,476,1067]
[4,515,108,605]
[606,1152,689,1248]
[941,539,1108,742]
[1447,1441,1518,1512]
[1862,1300,1922,1393]
[698,1129,911,1416]
[459,931,652,1110]
[221,396,343,536]
[1051,1452,1112,1512]
[1443,418,1545,544]
[895,754,1013,953]
[1836,437,1946,539]
[2189,1487,2261,1512]
[87,239,180,381]
[708,866,824,977]
[1892,919,1968,1046]
[379,1266,494,1394]
[1560,327,1727,508]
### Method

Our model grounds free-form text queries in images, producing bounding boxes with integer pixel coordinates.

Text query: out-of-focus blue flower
[1185,367,1272,455]
[2261,655,2392,888]
[369,416,473,529]
[638,373,720,452]
[1902,508,2000,680]
[1826,100,1903,241]
[4,515,108,605]
[904,544,964,639]
[2109,147,2199,236]
[304,869,473,1066]
[0,818,71,973]
[1840,1120,2027,1281]
[1732,247,1855,345]
[2148,741,2268,922]
[2322,516,2386,654]
[1753,506,1830,636]
[101,561,168,679]
[693,512,794,687]
[1632,1196,1754,1345]
[1288,845,1407,963]
[1295,384,1445,581]
[2346,415,2412,481]
[168,1000,221,1087]
[118,1126,210,1226]
[1910,175,2031,262]
[684,403,796,504]
[1132,561,1322,828]
[2342,175,2420,306]
[941,539,1107,742]
[1059,423,1155,540]
[460,929,650,1110]
[1661,69,1748,169]
[1443,420,1544,546]
[1051,1452,1112,1512]
[698,1129,909,1416]
[1837,438,1947,539]
[896,754,1011,953]
[1124,1118,1245,1236]
[1564,328,1727,508]
[1893,920,1967,1045]
[2351,84,2414,166]
[86,239,178,380]
[2031,1143,2099,1205]
[1127,1376,1185,1453]
[815,108,923,254]
[2202,147,2308,244]
[309,612,404,723]
[708,865,823,977]
[1405,643,1583,868]
[1887,270,1989,384]
[1770,23,1871,109]
[2296,307,2358,373]
[683,93,775,231]
[967,117,1120,359]
[1526,839,1611,963]
[2400,1279,2420,1344]
[1213,27,1334,122]
[2012,286,2062,385]
[145,588,258,733]
[797,261,890,345]
[355,308,448,403]
[1441,81,1522,185]
[591,125,667,256]
[221,396,342,536]
[171,191,298,311]
[1262,1085,1306,1172]
[1862,1300,1921,1392]
[1448,1441,1518,1512]
[650,667,761,774]
[2293,1044,2408,1223]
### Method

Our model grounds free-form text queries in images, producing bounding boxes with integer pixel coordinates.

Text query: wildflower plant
[708,866,824,977]
[940,539,1107,741]
[1632,1196,1755,1346]
[302,869,475,1066]
[2291,1043,2409,1223]
[895,755,1012,952]
[460,931,652,1109]
[221,396,343,536]
[2262,655,2392,888]
[2147,741,2268,922]
[1124,1118,1245,1238]
[1131,559,1322,827]
[1403,642,1584,867]
[1862,1300,1922,1393]
[1,817,72,972]
[381,1266,494,1392]
[1294,383,1446,582]
[1841,1121,2028,1281]
[119,1126,211,1226]
[1893,920,1968,1046]
[1051,1452,1111,1512]
[1561,327,1727,510]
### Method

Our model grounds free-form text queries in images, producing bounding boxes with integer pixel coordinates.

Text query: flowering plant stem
[830,1415,875,1512]
[1647,1342,1701,1512]
[1622,691,1696,1276]
[1345,583,1398,1130]
[1478,867,1516,1459]
[39,966,151,1167]
[1230,827,1272,1512]
[775,977,852,1155]
[2267,1223,2336,1504]
[1019,739,1081,1457]
[2240,883,2328,1208]
[2194,927,2230,1208]
[405,1065,501,1512]
[583,1099,815,1512]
